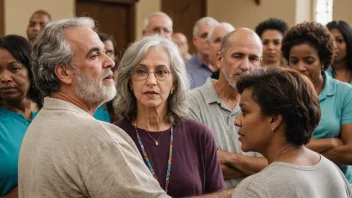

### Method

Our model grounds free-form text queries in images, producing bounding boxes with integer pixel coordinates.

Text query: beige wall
[295,0,312,24]
[207,0,296,30]
[135,0,160,40]
[4,0,74,37]
[333,0,352,25]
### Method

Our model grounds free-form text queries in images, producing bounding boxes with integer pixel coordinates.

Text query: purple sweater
[114,118,226,197]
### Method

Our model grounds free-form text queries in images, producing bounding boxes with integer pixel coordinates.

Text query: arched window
[314,0,333,25]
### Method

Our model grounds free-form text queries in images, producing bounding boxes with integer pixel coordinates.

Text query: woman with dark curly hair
[326,20,352,84]
[282,22,352,188]
[232,67,351,197]
[0,35,41,197]
[255,18,288,67]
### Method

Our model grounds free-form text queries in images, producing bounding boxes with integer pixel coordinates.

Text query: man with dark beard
[188,28,268,189]
[18,17,168,198]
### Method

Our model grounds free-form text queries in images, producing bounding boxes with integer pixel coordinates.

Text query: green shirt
[314,73,352,187]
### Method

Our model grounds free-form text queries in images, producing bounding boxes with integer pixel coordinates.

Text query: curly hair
[326,20,352,70]
[0,35,41,103]
[236,67,321,145]
[255,18,288,38]
[281,22,334,70]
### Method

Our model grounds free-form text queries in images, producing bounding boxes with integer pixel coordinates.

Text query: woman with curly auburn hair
[282,22,352,188]
[326,20,352,84]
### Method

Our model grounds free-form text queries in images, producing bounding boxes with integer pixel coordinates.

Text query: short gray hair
[31,17,95,96]
[114,35,189,125]
[193,16,219,36]
[207,22,235,42]
[143,11,173,30]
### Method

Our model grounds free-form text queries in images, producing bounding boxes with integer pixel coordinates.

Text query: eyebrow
[86,47,100,56]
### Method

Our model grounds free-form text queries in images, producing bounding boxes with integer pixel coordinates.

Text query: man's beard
[222,63,237,89]
[74,70,116,107]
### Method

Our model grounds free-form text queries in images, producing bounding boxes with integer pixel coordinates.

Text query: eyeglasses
[132,68,172,81]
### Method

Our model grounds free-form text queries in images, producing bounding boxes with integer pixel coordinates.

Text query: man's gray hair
[31,17,95,96]
[143,11,173,30]
[193,16,219,36]
[114,35,189,125]
[207,22,235,42]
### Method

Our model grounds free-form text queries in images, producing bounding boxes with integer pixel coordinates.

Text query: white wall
[207,0,296,30]
[333,0,352,25]
[4,0,75,37]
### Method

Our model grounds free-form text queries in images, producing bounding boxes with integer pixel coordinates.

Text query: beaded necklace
[134,123,173,192]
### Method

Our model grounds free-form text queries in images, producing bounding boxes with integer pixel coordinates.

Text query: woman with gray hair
[114,36,225,197]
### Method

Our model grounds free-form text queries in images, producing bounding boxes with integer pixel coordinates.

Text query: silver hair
[207,22,235,42]
[193,16,219,36]
[143,11,173,30]
[31,17,95,96]
[114,35,189,125]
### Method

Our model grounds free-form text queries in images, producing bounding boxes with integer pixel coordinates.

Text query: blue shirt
[326,66,352,85]
[0,105,38,195]
[185,54,212,89]
[93,105,111,123]
[314,73,352,186]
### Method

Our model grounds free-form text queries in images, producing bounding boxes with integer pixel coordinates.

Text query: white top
[233,155,352,198]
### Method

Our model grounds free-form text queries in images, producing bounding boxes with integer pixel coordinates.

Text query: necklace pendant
[155,141,159,146]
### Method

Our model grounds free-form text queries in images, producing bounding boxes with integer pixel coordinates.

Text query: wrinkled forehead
[227,35,262,56]
[30,13,50,23]
[147,15,172,29]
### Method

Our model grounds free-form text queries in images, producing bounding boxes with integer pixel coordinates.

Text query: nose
[234,117,241,127]
[103,53,115,69]
[0,70,13,83]
[146,71,157,85]
[239,58,251,72]
[294,61,307,73]
[267,42,274,50]
[32,24,41,32]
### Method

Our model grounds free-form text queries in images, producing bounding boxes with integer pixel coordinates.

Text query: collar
[201,78,222,104]
[43,97,92,117]
[319,72,335,101]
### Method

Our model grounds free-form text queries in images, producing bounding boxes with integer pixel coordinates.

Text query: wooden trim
[128,3,136,41]
[76,0,138,4]
[0,0,4,36]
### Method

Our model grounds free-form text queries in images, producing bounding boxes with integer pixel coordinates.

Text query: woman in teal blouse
[0,35,41,197]
[282,22,352,188]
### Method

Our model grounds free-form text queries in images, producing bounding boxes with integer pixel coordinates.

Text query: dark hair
[326,20,352,70]
[32,9,52,21]
[282,22,334,70]
[255,18,288,38]
[236,67,321,145]
[0,35,41,102]
[98,32,118,59]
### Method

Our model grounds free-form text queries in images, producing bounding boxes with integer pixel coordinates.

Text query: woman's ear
[270,113,283,132]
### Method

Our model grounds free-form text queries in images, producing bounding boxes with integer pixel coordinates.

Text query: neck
[333,59,349,71]
[262,59,280,67]
[2,97,38,120]
[213,74,241,110]
[135,105,169,132]
[313,74,325,95]
[50,90,99,115]
[196,51,210,65]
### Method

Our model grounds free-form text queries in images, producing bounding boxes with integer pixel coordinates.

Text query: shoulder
[176,118,214,138]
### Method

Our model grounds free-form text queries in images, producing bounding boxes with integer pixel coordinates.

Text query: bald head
[220,28,263,56]
[143,12,173,40]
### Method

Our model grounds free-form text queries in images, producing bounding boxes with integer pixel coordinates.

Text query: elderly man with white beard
[18,17,169,198]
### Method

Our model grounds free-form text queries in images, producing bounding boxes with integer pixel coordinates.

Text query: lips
[0,87,18,94]
[143,91,158,95]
